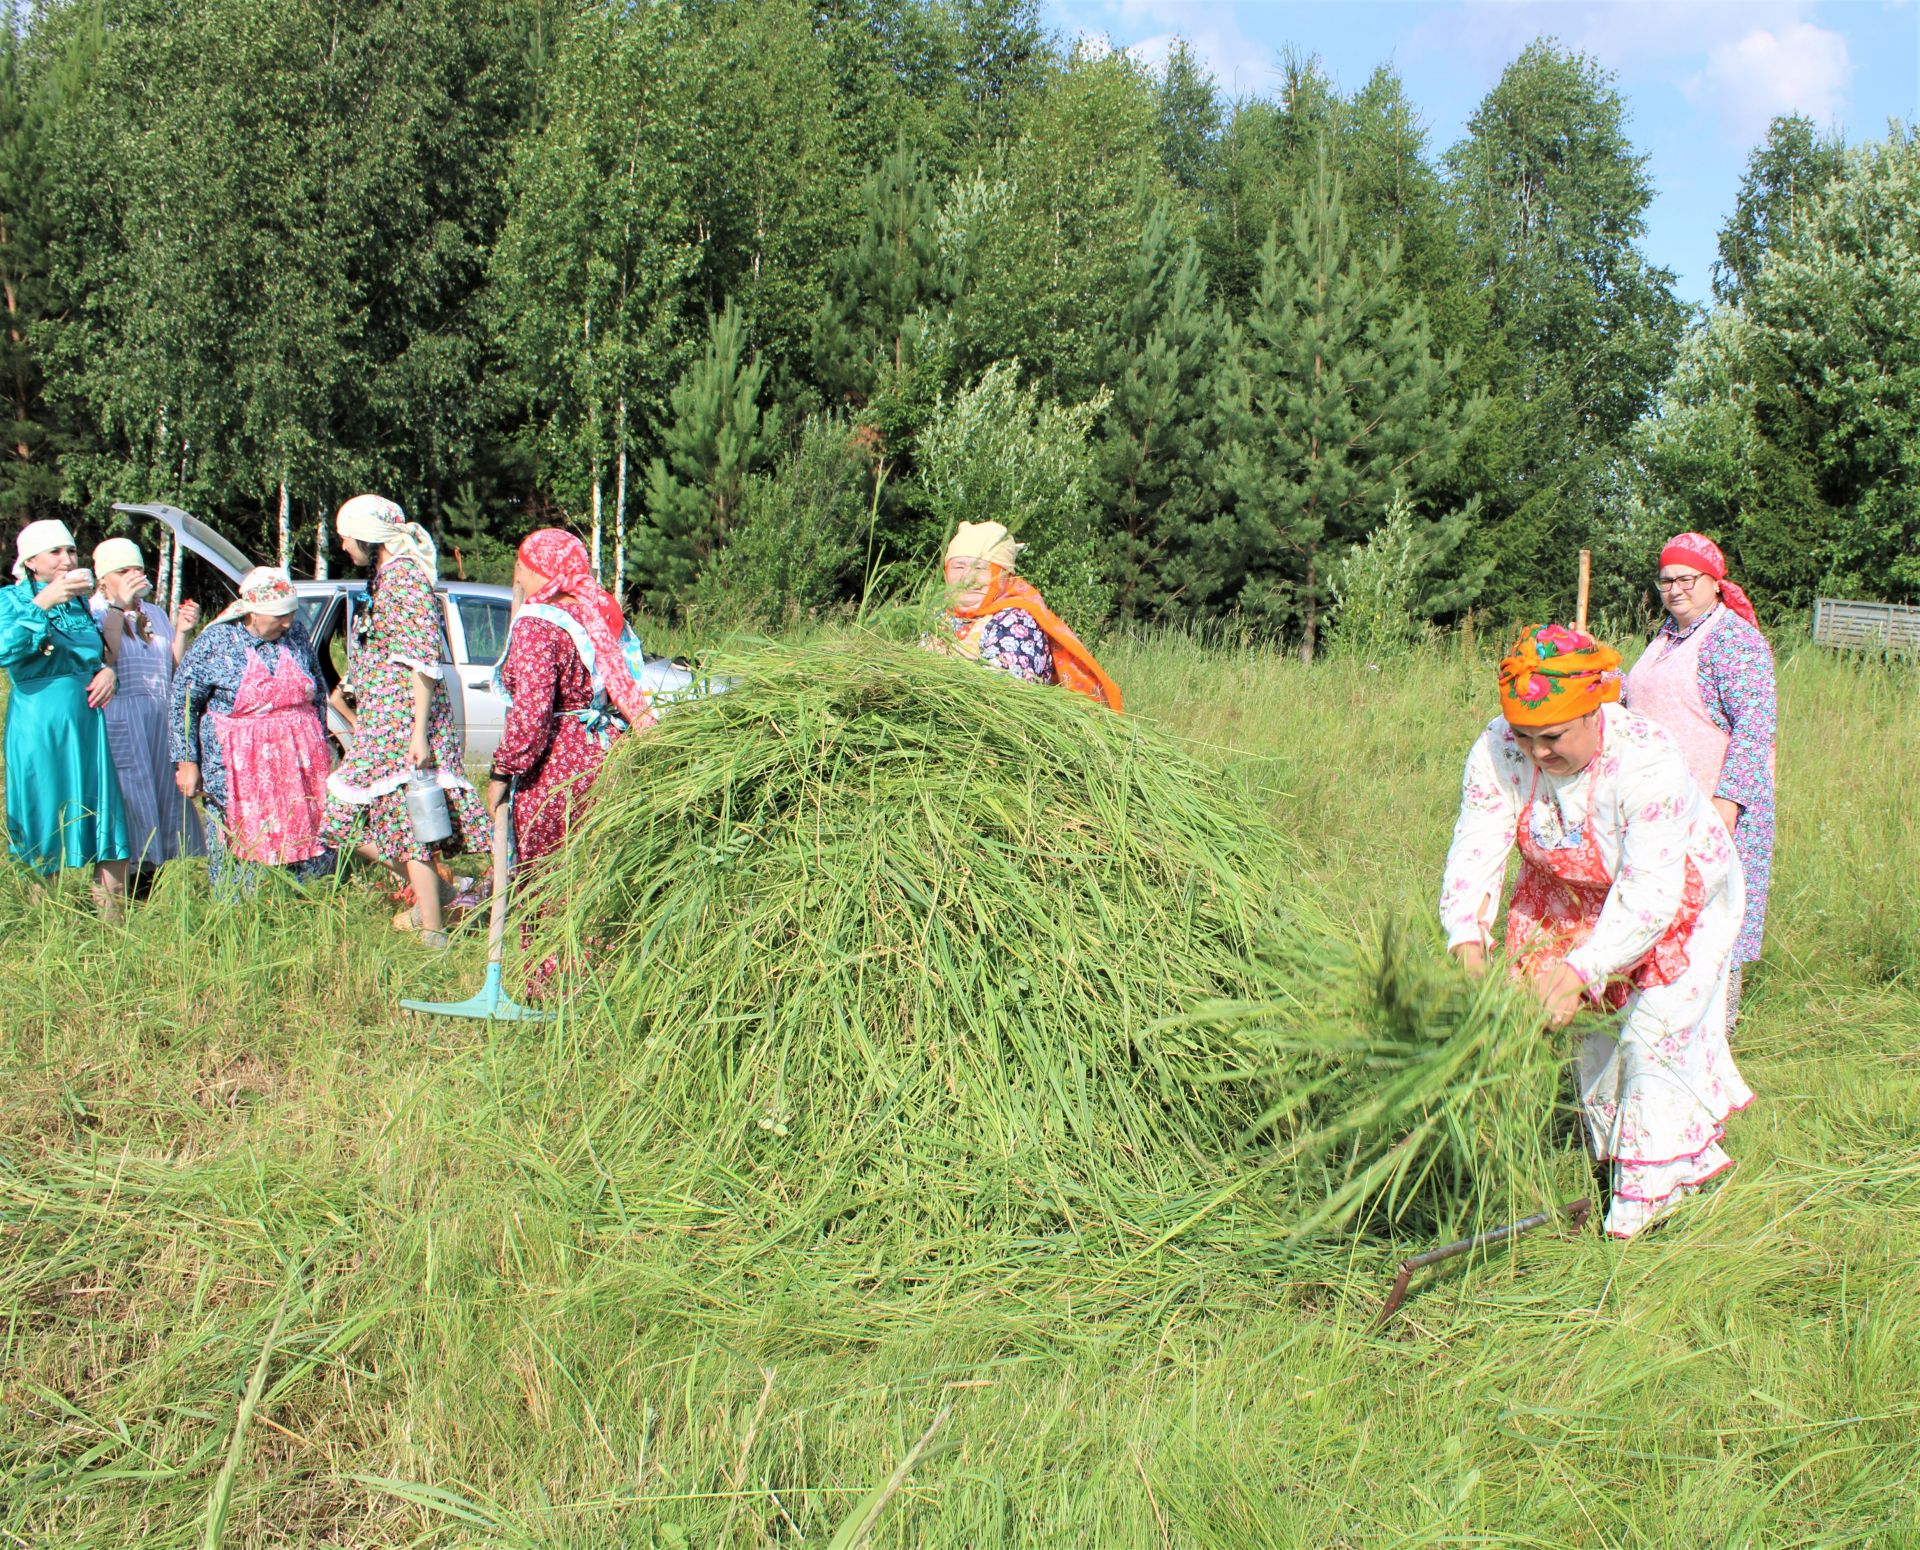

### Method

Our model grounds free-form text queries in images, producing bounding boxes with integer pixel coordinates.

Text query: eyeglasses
[1657,573,1705,593]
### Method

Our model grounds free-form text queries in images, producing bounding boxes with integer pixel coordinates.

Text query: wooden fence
[1811,598,1920,651]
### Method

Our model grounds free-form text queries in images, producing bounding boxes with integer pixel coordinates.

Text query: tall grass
[3,636,1916,1546]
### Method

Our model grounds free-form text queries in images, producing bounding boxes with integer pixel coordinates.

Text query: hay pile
[522,638,1562,1272]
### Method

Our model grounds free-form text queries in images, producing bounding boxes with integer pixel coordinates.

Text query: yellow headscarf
[945,521,1021,571]
[1498,623,1622,727]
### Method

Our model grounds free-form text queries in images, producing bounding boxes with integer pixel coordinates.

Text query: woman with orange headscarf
[932,522,1121,711]
[1439,623,1753,1238]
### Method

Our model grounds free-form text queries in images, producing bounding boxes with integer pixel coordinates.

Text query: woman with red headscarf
[485,530,654,981]
[1623,532,1775,1029]
[1441,623,1753,1238]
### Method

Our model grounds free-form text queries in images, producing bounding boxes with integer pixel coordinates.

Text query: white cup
[67,568,94,591]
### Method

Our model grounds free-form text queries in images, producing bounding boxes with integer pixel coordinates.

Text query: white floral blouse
[1440,703,1743,986]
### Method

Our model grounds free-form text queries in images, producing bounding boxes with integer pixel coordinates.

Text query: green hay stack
[524,638,1563,1285]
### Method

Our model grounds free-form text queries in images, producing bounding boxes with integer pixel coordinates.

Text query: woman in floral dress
[486,528,654,990]
[319,495,486,945]
[1623,532,1776,1031]
[932,521,1122,710]
[170,567,333,888]
[1440,623,1753,1239]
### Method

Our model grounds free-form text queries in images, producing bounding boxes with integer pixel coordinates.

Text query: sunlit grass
[3,636,1915,1547]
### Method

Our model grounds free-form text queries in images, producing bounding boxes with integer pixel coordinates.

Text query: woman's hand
[1712,796,1741,833]
[176,761,201,799]
[1533,963,1588,1030]
[1452,942,1488,978]
[486,776,509,813]
[409,727,435,770]
[86,667,116,708]
[173,598,201,635]
[34,570,91,609]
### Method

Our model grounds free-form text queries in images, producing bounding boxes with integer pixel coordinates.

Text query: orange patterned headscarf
[1498,623,1622,728]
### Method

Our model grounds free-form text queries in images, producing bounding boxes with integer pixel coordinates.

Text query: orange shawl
[951,570,1122,712]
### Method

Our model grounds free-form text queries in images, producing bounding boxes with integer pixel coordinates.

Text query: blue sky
[1039,0,1920,308]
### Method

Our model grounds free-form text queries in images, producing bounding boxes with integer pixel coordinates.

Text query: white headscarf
[336,494,437,582]
[13,518,75,580]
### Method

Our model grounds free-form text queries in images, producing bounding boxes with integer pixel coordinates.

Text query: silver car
[117,502,711,764]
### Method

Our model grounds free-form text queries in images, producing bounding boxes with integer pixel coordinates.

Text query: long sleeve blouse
[1440,704,1742,987]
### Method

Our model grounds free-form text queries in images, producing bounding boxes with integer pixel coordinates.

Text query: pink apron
[212,649,331,865]
[1623,612,1732,799]
[1505,735,1704,1011]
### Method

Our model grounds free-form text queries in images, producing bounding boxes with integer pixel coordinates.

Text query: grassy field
[3,636,1917,1547]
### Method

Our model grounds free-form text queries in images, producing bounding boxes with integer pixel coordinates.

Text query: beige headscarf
[336,494,437,582]
[945,521,1021,571]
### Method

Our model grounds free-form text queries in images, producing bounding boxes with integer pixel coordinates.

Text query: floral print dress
[319,558,486,865]
[948,608,1055,683]
[1440,703,1754,1238]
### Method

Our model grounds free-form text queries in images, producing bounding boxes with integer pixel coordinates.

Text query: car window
[456,596,511,665]
[296,596,327,637]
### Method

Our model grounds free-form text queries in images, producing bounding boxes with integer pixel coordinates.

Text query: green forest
[2,0,1915,647]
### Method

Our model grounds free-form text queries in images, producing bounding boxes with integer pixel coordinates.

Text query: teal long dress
[0,577,129,874]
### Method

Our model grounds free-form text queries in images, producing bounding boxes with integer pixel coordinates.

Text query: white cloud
[1684,21,1851,141]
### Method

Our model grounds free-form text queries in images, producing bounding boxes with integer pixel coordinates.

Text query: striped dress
[91,598,204,869]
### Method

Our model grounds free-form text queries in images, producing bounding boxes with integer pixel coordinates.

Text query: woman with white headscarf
[0,519,129,910]
[317,495,486,945]
[171,567,334,888]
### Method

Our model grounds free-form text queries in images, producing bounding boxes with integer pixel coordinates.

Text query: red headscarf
[1659,532,1758,629]
[516,529,654,729]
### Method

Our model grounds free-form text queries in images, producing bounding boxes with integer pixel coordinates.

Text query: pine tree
[1210,160,1478,658]
[1093,199,1222,620]
[811,136,952,408]
[636,303,775,609]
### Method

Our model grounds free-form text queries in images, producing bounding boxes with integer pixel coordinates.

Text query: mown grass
[3,637,1917,1547]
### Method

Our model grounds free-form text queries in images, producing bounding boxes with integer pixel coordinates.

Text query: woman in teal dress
[2,520,129,911]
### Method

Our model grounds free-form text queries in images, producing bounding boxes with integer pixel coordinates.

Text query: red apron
[1505,747,1705,1010]
[212,649,332,865]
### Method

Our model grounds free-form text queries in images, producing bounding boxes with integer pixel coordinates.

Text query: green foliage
[1444,41,1688,619]
[1210,160,1479,655]
[1093,200,1223,620]
[1713,114,1847,307]
[689,414,880,625]
[636,302,776,610]
[811,135,955,411]
[1327,493,1434,659]
[1640,129,1920,606]
[949,46,1178,400]
[0,4,99,521]
[914,360,1111,625]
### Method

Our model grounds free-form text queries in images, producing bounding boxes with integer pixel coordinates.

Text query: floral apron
[213,648,331,865]
[1505,744,1705,1009]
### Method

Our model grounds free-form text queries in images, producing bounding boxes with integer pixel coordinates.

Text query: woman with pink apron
[1443,624,1753,1239]
[1623,532,1776,1029]
[170,567,335,888]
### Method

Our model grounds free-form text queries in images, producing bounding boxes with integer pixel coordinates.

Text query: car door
[447,590,511,761]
